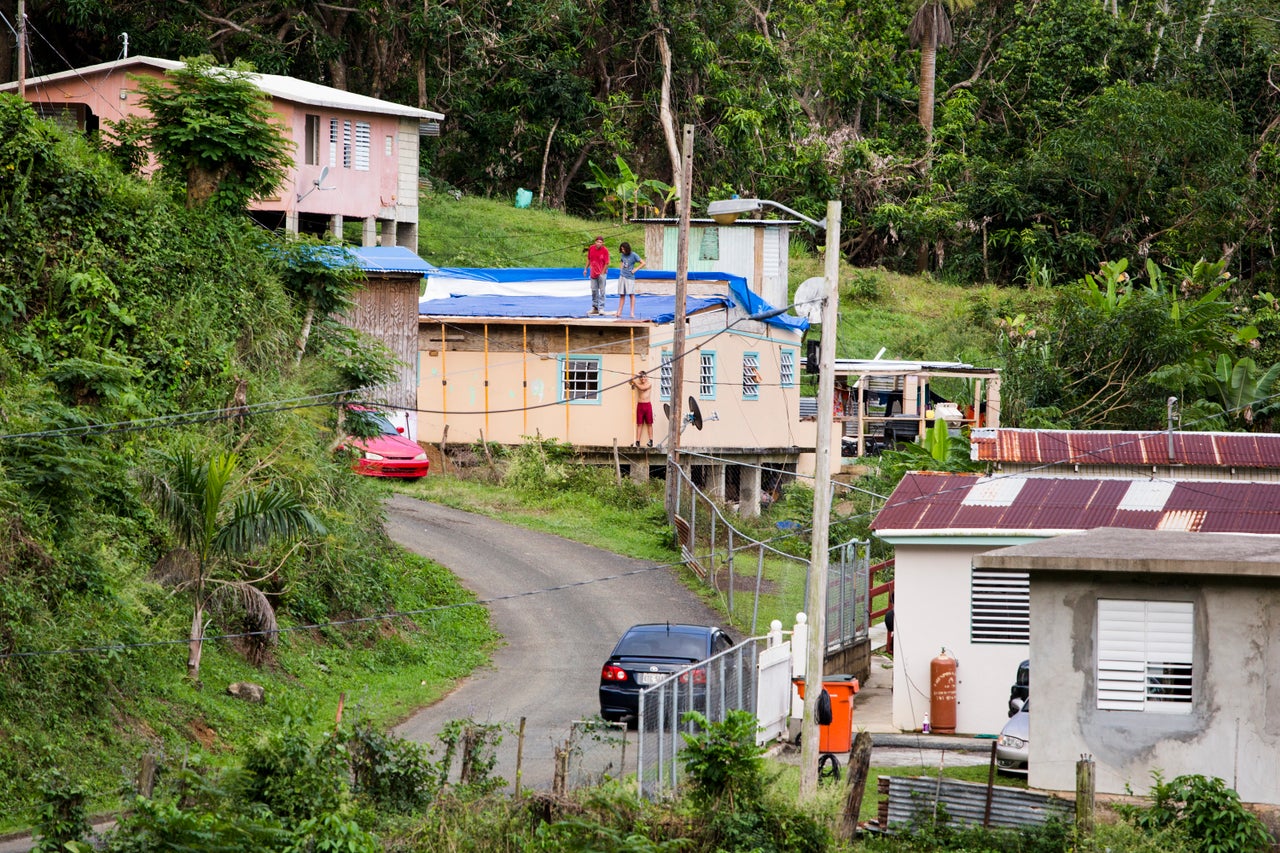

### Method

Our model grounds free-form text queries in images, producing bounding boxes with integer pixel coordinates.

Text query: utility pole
[664,124,694,518]
[799,200,842,800]
[17,0,26,99]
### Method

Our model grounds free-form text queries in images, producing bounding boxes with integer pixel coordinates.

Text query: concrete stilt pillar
[362,216,377,247]
[380,220,396,247]
[329,214,343,241]
[708,464,726,500]
[739,462,762,518]
[630,455,650,484]
[284,210,299,236]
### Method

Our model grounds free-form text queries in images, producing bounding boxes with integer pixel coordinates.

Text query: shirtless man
[629,371,654,447]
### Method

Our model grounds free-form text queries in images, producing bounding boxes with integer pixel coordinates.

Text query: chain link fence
[635,638,759,799]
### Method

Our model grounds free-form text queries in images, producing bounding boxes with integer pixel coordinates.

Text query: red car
[342,410,430,479]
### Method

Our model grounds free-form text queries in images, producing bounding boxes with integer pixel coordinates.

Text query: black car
[599,623,734,723]
[1008,658,1030,716]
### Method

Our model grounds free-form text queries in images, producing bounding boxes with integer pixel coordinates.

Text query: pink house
[1,56,444,252]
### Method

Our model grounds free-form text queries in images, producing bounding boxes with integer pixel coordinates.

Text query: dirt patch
[188,719,218,750]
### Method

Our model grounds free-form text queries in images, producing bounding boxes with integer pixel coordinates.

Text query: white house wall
[1030,577,1280,804]
[892,543,1031,735]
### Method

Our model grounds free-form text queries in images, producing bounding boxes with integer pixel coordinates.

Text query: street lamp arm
[706,197,827,230]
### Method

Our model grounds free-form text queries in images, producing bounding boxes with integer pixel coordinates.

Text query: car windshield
[370,414,399,436]
[615,630,708,660]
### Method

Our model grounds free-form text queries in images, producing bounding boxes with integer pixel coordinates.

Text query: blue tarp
[420,267,808,332]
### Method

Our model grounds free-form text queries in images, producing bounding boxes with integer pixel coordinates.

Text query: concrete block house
[2,56,444,251]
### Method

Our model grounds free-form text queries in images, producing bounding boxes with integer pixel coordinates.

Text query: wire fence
[669,461,870,648]
[635,637,760,799]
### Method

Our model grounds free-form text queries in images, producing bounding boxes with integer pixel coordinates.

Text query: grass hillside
[417,190,1008,368]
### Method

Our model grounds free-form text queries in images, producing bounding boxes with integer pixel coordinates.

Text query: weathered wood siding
[344,273,421,409]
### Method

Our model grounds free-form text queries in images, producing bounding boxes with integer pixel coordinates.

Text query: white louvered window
[700,352,716,399]
[780,349,796,387]
[660,350,673,401]
[742,352,760,400]
[560,356,601,402]
[343,121,353,168]
[1097,599,1193,713]
[354,122,371,171]
[970,569,1029,644]
[329,119,339,167]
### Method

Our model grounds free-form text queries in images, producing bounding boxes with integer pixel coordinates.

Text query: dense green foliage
[24,0,1280,288]
[0,94,494,826]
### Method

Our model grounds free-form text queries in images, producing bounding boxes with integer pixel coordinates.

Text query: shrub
[1116,771,1274,853]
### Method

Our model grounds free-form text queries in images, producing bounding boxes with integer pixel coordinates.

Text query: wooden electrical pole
[799,199,842,801]
[664,124,694,518]
[17,0,26,99]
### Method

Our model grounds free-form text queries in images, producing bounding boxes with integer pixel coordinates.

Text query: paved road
[386,494,727,790]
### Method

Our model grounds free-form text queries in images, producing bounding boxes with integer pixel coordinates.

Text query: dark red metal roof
[871,473,1280,535]
[970,430,1280,469]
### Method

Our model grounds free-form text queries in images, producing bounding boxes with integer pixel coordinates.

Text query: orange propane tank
[930,648,958,734]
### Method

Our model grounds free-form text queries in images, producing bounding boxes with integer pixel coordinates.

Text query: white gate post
[790,612,808,722]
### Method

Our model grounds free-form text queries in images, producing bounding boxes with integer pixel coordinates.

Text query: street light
[707,196,842,800]
[707,198,828,231]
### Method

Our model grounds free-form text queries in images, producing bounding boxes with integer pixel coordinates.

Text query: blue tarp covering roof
[348,246,436,275]
[419,268,808,332]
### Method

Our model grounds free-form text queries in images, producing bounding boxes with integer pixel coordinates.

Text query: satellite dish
[794,277,825,324]
[663,402,672,421]
[315,165,330,186]
[688,396,704,430]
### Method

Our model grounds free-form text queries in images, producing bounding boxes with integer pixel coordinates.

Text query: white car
[996,698,1029,775]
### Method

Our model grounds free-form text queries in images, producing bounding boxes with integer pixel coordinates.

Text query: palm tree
[140,451,326,683]
[908,0,972,146]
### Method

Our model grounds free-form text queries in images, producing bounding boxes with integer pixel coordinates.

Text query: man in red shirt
[583,235,609,315]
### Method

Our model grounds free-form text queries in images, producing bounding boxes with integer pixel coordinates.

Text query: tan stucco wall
[1031,576,1280,804]
[416,321,807,449]
[891,543,1032,735]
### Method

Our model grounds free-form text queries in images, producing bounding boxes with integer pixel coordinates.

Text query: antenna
[793,277,825,324]
[297,166,337,202]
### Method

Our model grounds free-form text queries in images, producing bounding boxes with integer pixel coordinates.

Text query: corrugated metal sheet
[872,473,1280,535]
[972,429,1280,469]
[882,776,1072,831]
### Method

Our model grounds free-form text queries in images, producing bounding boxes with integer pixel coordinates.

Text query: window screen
[562,357,601,401]
[700,352,716,399]
[970,569,1029,644]
[1097,599,1193,713]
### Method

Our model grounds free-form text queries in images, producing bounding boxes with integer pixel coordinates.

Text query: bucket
[514,188,533,209]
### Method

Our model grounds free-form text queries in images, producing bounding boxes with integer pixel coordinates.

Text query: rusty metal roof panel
[873,474,1280,536]
[971,429,1280,469]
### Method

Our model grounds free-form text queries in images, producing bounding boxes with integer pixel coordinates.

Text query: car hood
[1001,708,1029,740]
[349,434,423,458]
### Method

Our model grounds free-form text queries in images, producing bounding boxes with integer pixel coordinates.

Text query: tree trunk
[187,596,205,682]
[918,16,938,146]
[296,300,316,364]
[649,0,683,199]
[539,118,559,206]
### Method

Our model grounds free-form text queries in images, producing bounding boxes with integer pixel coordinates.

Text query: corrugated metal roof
[872,473,1280,536]
[971,429,1280,469]
[0,56,444,120]
[348,246,435,275]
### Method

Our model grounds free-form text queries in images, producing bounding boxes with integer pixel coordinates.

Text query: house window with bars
[1097,599,1193,713]
[354,122,371,171]
[970,569,1030,644]
[742,352,760,400]
[699,352,717,399]
[780,349,796,387]
[660,350,673,401]
[560,356,601,402]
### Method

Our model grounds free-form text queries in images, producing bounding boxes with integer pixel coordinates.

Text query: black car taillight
[601,663,628,682]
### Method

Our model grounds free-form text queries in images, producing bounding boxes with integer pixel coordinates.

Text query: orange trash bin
[793,674,860,754]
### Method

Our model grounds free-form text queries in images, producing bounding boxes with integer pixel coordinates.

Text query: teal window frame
[743,352,760,400]
[558,355,603,404]
[780,348,797,387]
[699,351,717,400]
[660,350,673,401]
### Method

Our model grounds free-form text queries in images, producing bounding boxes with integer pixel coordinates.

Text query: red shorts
[636,402,653,425]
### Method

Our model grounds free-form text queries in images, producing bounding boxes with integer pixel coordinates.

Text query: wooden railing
[869,558,895,622]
